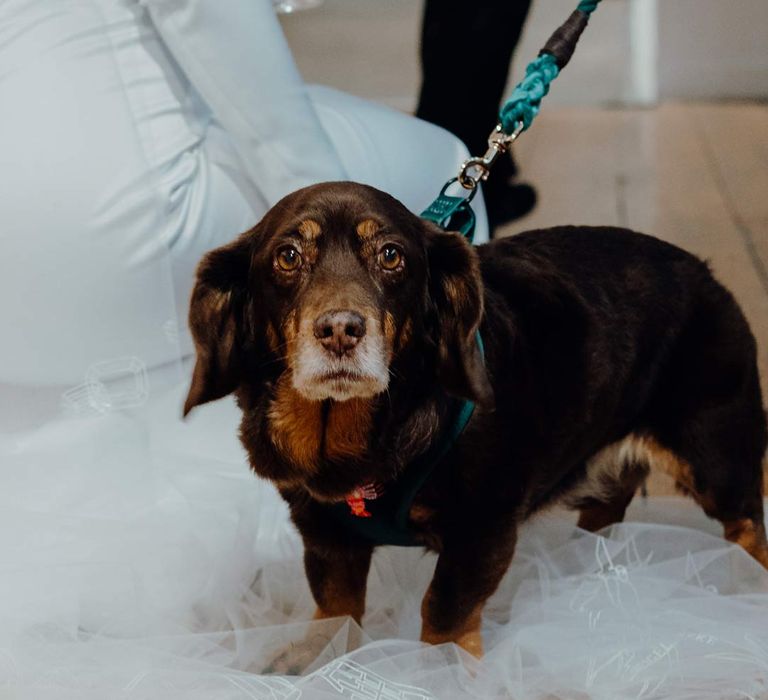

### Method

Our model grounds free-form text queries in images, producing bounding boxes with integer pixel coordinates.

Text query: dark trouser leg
[417,0,537,229]
[416,0,533,155]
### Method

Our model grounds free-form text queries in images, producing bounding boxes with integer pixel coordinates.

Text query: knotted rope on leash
[421,0,603,232]
[499,0,602,135]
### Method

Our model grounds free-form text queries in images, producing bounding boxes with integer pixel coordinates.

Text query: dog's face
[259,196,420,403]
[183,182,492,419]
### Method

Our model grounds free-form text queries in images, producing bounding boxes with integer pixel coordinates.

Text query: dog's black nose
[313,310,366,356]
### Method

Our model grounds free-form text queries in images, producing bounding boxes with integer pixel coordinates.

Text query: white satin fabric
[0,0,486,387]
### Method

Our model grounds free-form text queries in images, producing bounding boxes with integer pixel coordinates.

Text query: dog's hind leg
[721,515,768,569]
[684,464,768,569]
[643,281,768,568]
[643,419,768,568]
[577,484,640,533]
[648,360,768,569]
[685,430,768,568]
[572,446,650,533]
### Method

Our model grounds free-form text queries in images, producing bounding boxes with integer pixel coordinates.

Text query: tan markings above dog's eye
[298,220,321,239]
[356,219,379,239]
[275,245,302,272]
[378,244,403,271]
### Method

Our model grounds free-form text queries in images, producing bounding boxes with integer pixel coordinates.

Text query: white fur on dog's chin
[292,375,388,402]
[291,325,390,402]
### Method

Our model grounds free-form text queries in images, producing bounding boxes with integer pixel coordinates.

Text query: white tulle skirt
[2,373,767,699]
[2,5,765,696]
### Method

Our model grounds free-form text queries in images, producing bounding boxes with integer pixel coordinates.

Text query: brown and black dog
[184,181,767,657]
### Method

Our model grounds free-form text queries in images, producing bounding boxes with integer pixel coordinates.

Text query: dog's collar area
[344,483,384,518]
[327,332,484,547]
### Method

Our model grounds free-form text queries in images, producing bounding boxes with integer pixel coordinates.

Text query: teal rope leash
[420,0,603,227]
[500,0,602,134]
[577,0,600,13]
[499,54,560,133]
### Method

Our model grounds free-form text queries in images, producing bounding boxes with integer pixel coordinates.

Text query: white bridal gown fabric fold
[1,1,767,699]
[0,0,486,386]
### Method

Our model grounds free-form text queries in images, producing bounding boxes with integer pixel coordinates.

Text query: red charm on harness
[345,482,383,518]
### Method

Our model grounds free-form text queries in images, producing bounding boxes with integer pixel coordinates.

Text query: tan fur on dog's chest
[268,376,374,471]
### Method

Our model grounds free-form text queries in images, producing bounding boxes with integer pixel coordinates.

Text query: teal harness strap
[420,179,477,243]
[390,334,483,534]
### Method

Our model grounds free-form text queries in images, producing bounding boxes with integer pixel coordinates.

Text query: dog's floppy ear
[426,224,494,410]
[183,232,253,417]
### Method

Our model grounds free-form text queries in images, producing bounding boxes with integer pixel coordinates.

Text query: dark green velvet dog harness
[327,333,483,547]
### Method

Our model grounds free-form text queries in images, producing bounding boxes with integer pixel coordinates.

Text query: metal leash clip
[458,121,525,190]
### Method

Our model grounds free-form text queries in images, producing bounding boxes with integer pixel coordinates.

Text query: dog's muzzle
[291,307,389,401]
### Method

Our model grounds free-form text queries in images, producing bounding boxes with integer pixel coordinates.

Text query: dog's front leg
[304,543,373,624]
[264,542,373,675]
[420,523,517,657]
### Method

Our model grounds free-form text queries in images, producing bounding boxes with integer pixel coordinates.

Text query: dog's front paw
[264,639,324,676]
[262,617,364,675]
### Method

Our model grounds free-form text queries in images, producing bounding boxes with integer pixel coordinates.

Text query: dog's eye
[275,246,302,272]
[378,244,403,271]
